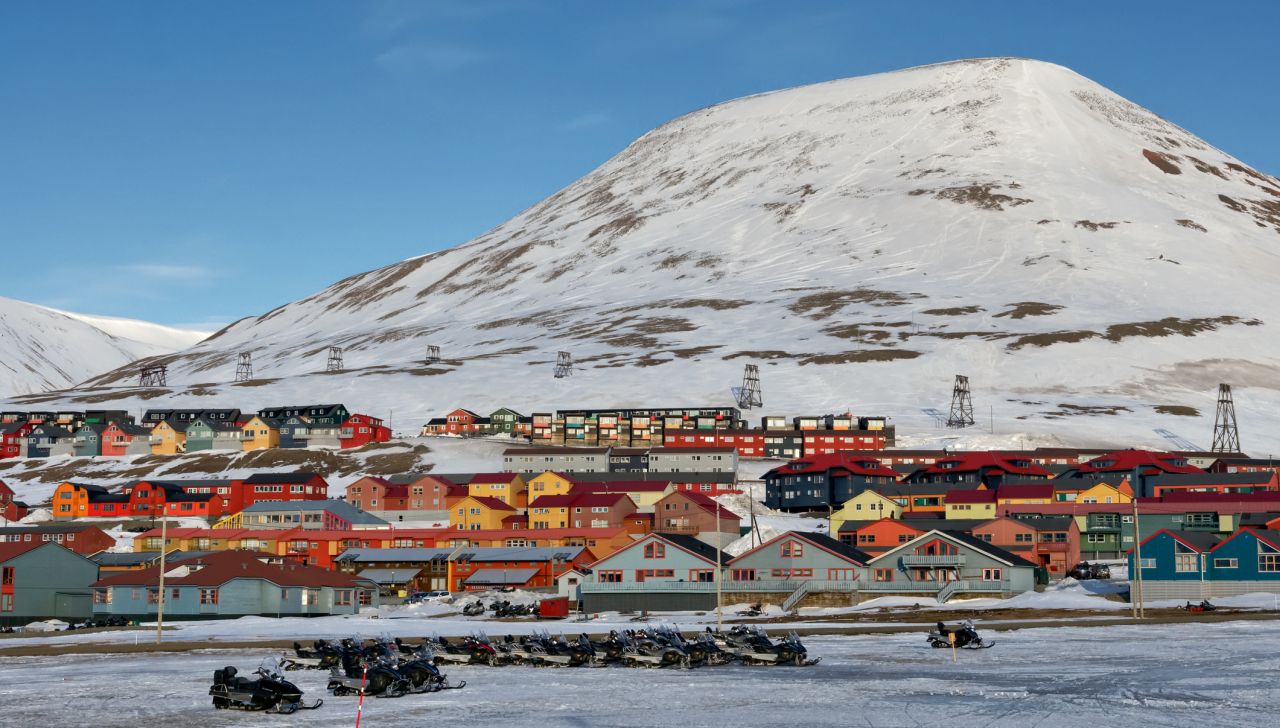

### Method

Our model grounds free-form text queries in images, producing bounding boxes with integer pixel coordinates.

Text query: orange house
[837,517,928,555]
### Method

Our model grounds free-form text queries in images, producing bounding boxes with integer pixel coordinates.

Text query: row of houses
[51,473,331,520]
[764,449,1275,513]
[1129,526,1280,600]
[576,529,1038,612]
[0,538,380,627]
[422,406,895,457]
[1,405,391,460]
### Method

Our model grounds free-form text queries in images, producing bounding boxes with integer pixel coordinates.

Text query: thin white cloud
[116,263,217,282]
[560,112,612,131]
[363,0,534,36]
[375,41,490,75]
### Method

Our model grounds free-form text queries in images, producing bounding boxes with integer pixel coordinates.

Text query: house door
[635,570,646,583]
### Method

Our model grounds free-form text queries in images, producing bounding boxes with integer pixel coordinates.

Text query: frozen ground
[3,620,1279,727]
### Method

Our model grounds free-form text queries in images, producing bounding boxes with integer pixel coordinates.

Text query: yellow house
[467,473,528,509]
[451,495,517,531]
[240,416,280,451]
[149,421,187,455]
[829,490,903,533]
[527,471,576,498]
[944,489,997,519]
[1077,480,1133,504]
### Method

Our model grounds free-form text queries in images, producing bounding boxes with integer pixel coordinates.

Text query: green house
[488,408,525,434]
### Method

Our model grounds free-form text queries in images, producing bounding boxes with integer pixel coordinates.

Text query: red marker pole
[354,663,368,728]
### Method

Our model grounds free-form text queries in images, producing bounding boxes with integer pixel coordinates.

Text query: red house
[0,480,29,522]
[340,414,392,449]
[0,523,115,555]
[99,421,152,457]
[237,473,331,511]
[124,481,226,519]
[0,422,35,460]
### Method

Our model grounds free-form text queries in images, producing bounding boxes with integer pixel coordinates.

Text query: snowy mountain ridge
[0,296,208,397]
[11,58,1280,450]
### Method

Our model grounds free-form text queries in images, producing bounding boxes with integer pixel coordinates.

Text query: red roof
[468,473,523,485]
[945,489,996,504]
[463,495,517,511]
[0,540,47,562]
[1075,450,1204,476]
[529,494,579,508]
[766,452,898,478]
[531,492,635,509]
[996,483,1056,500]
[570,481,673,493]
[92,550,368,589]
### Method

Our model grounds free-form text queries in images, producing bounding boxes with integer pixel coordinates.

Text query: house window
[1175,554,1199,573]
[199,589,219,605]
[857,534,874,544]
[770,568,813,579]
[597,570,623,583]
[0,594,11,612]
[1014,533,1032,543]
[898,534,912,543]
[335,590,353,606]
[780,541,804,558]
[873,568,893,582]
[1213,558,1238,569]
[643,542,666,559]
[1086,534,1109,543]
[981,568,1002,581]
[147,588,161,604]
[1260,554,1280,572]
[730,568,756,581]
[93,588,112,605]
[1138,558,1156,569]
[1,567,13,585]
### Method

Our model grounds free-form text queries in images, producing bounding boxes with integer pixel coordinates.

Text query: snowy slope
[0,296,207,397]
[12,58,1280,450]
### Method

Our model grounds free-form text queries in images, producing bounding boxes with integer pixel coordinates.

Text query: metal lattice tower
[326,346,344,372]
[425,345,441,364]
[235,352,253,382]
[1211,383,1241,453]
[732,364,763,410]
[554,351,574,379]
[139,364,167,387]
[946,374,975,428]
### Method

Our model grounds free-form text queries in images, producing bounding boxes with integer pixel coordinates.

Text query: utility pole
[715,501,723,632]
[1130,498,1144,619]
[155,515,167,644]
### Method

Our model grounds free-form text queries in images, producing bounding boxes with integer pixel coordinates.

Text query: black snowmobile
[927,620,993,649]
[210,661,323,713]
[281,639,341,670]
[382,639,467,691]
[462,601,487,617]
[327,649,413,698]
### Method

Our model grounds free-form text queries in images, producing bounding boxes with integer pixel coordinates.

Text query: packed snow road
[2,621,1275,727]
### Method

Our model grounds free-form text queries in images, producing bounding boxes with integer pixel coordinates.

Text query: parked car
[404,591,449,604]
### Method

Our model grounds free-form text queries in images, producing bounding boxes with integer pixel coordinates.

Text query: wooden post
[1131,498,1145,619]
[949,631,957,663]
[715,501,723,631]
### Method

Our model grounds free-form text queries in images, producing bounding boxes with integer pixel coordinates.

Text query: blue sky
[3,0,1277,331]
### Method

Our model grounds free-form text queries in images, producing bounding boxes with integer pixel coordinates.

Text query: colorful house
[727,531,868,585]
[653,491,741,545]
[91,550,378,620]
[527,471,578,499]
[451,496,517,531]
[1,421,35,459]
[1060,449,1204,497]
[25,424,74,458]
[277,415,311,449]
[528,493,637,530]
[448,545,593,592]
[580,533,731,612]
[763,452,900,512]
[570,480,674,508]
[467,473,528,508]
[0,541,99,626]
[72,423,105,457]
[185,416,244,452]
[0,524,115,556]
[1077,480,1133,504]
[837,517,929,554]
[970,516,1080,578]
[240,416,281,451]
[149,420,188,454]
[0,480,30,522]
[829,490,903,534]
[488,408,525,435]
[100,422,153,457]
[339,414,392,449]
[904,452,1052,489]
[945,489,997,519]
[864,530,1038,602]
[995,483,1056,506]
[50,482,129,519]
[222,500,388,531]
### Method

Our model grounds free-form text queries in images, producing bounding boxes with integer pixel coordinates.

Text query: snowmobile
[280,639,341,671]
[327,650,413,698]
[380,640,467,691]
[210,661,323,713]
[586,631,628,664]
[736,602,764,617]
[731,629,817,666]
[620,629,689,668]
[462,601,487,617]
[432,634,501,666]
[1184,599,1217,613]
[676,630,733,666]
[927,620,994,650]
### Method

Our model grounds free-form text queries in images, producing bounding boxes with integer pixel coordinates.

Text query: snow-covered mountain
[13,58,1280,450]
[0,296,207,397]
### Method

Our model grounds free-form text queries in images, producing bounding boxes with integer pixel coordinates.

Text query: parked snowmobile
[280,639,341,671]
[736,602,764,617]
[586,631,628,664]
[677,630,733,666]
[621,629,689,668]
[1184,599,1217,613]
[327,649,413,698]
[210,661,323,713]
[927,620,993,650]
[462,601,487,617]
[432,634,500,666]
[377,639,467,691]
[727,628,816,666]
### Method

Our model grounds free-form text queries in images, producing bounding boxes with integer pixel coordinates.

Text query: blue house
[91,550,379,620]
[1132,528,1280,600]
[580,533,730,612]
[26,424,74,458]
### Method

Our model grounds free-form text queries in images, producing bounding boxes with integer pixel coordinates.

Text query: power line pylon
[326,346,343,372]
[947,374,975,428]
[732,364,763,409]
[235,352,253,382]
[1211,383,1241,453]
[554,352,573,379]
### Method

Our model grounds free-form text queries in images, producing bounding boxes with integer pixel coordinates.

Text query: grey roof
[936,530,1039,568]
[1150,472,1276,486]
[335,548,453,563]
[0,524,105,534]
[357,567,426,584]
[1168,531,1222,552]
[900,518,990,533]
[792,531,872,564]
[90,550,218,567]
[239,499,388,526]
[463,567,540,586]
[424,473,477,485]
[859,482,984,498]
[1238,512,1280,526]
[243,473,322,484]
[385,473,439,485]
[1014,516,1076,531]
[454,546,586,563]
[652,533,732,565]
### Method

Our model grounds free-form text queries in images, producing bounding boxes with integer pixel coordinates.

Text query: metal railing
[900,554,966,567]
[580,578,857,594]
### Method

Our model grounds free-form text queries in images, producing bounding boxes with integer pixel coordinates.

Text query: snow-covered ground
[4,621,1278,727]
